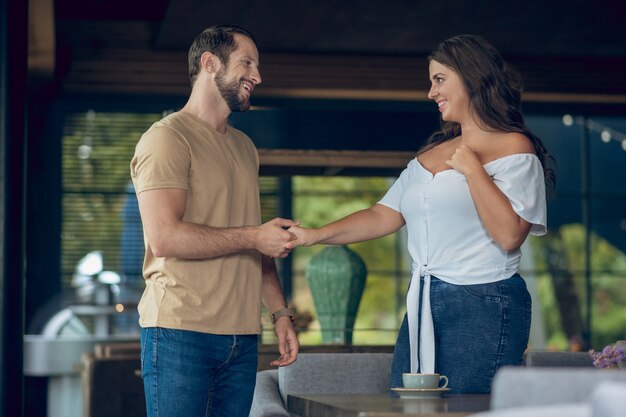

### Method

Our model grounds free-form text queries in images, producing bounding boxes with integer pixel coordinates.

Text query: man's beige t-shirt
[130,111,263,334]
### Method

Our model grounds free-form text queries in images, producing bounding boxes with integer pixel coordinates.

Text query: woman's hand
[286,205,405,249]
[285,225,319,248]
[447,144,483,177]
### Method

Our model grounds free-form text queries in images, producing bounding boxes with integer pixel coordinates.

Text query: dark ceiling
[155,0,626,57]
[50,0,626,103]
[56,0,626,56]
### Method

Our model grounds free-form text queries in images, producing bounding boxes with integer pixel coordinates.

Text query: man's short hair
[188,25,256,87]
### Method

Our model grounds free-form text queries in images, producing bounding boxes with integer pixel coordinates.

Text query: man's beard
[215,69,250,112]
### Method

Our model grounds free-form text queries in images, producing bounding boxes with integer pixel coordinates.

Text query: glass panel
[526,114,626,351]
[61,111,161,334]
[289,176,409,345]
[590,198,626,348]
[62,111,161,287]
[58,108,626,350]
[589,116,626,192]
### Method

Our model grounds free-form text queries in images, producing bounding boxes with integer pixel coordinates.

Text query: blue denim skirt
[390,274,531,393]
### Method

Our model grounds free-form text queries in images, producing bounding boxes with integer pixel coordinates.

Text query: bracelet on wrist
[271,307,296,324]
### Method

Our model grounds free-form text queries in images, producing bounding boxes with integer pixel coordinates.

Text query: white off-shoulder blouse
[378,153,547,374]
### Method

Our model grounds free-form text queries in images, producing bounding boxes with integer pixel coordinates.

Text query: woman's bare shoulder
[491,132,535,157]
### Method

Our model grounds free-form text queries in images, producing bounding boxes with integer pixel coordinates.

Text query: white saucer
[391,387,451,398]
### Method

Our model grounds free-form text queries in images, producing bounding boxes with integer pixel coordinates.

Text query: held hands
[255,218,299,258]
[285,225,318,249]
[254,219,318,257]
[446,144,483,177]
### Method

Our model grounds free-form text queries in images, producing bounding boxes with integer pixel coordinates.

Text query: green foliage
[531,225,626,350]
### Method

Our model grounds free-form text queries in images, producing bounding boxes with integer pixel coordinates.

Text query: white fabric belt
[406,265,435,373]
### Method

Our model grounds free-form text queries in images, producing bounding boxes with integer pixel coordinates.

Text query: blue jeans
[391,274,531,393]
[141,327,259,417]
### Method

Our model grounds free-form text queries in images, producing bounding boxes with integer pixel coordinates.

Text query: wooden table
[288,393,491,417]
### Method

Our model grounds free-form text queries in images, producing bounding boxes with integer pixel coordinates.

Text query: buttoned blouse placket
[407,168,436,374]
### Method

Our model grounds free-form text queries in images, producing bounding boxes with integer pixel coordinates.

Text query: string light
[562,114,574,127]
[562,114,626,151]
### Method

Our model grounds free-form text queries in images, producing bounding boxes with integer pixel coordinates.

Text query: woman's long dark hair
[422,34,555,188]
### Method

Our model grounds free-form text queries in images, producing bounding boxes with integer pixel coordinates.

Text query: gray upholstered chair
[524,351,593,367]
[470,367,626,417]
[249,353,393,417]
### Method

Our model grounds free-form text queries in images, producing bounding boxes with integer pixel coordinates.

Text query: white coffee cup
[402,373,449,389]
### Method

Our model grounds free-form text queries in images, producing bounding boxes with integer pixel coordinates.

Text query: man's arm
[137,188,297,259]
[261,255,299,367]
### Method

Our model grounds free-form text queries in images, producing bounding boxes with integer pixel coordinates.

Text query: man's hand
[255,218,299,258]
[270,316,299,367]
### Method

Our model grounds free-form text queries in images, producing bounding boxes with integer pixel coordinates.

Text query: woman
[287,34,554,393]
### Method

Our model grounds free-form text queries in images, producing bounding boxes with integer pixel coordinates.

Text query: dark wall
[230,102,440,152]
[0,0,27,415]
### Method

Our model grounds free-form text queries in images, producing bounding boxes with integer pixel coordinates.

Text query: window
[59,109,626,350]
[524,115,626,349]
[262,176,410,345]
[62,111,161,284]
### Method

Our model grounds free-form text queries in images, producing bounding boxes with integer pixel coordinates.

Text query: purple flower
[589,345,626,369]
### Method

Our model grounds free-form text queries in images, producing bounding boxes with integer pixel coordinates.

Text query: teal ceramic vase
[306,245,367,344]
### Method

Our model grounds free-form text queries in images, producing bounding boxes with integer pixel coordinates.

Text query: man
[130,25,299,417]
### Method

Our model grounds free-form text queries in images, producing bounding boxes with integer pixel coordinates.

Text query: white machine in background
[24,251,141,417]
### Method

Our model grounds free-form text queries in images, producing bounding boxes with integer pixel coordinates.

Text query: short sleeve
[378,160,415,212]
[130,126,191,193]
[489,154,547,236]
